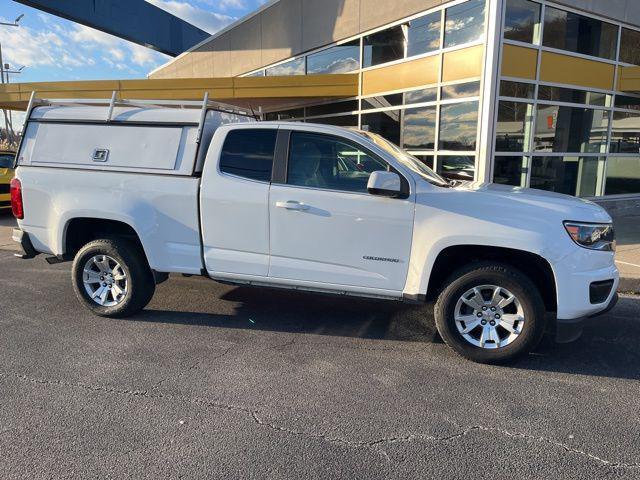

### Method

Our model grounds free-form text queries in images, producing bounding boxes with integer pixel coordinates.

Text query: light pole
[0,14,24,147]
[3,64,26,142]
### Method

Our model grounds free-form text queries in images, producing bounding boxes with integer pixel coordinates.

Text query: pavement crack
[3,371,639,469]
[151,345,236,391]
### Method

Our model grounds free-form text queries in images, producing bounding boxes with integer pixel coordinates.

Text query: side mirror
[367,171,402,197]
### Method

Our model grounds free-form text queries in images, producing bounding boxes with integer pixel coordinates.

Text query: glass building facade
[238,0,640,198]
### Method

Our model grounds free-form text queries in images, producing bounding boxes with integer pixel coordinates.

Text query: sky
[0,0,268,84]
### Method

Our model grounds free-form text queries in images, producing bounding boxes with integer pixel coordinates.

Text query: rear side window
[0,154,14,168]
[219,129,277,182]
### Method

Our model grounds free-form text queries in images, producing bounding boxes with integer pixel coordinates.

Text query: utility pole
[0,14,24,147]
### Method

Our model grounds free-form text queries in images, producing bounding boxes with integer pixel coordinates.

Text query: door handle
[275,200,310,211]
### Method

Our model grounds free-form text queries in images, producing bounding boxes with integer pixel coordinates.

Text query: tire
[434,262,546,364]
[71,238,155,318]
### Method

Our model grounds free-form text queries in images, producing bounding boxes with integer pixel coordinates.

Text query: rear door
[200,127,278,277]
[268,130,415,293]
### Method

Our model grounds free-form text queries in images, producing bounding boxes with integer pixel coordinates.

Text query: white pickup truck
[10,99,619,363]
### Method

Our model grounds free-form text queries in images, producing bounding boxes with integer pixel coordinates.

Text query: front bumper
[555,292,619,343]
[12,228,39,259]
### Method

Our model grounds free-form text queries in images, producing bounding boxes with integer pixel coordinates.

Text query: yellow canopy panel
[618,66,640,93]
[0,74,359,111]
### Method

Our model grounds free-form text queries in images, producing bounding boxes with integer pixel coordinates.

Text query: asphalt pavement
[0,233,639,479]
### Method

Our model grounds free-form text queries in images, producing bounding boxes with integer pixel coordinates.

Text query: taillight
[10,178,24,219]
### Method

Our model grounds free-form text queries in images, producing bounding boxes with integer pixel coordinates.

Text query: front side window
[444,0,486,48]
[306,41,360,74]
[219,129,277,182]
[287,131,389,193]
[504,0,541,44]
[542,6,618,60]
[363,25,406,68]
[534,105,609,153]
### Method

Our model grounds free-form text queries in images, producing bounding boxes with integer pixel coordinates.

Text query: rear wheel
[434,262,546,364]
[72,238,155,317]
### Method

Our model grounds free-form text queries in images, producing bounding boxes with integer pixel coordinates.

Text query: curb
[618,277,640,296]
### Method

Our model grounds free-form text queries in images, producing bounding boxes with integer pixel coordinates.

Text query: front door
[268,130,414,293]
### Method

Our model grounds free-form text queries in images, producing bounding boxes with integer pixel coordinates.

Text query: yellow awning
[618,66,640,93]
[0,74,359,111]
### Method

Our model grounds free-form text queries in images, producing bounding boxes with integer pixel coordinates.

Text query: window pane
[438,155,476,181]
[493,156,527,186]
[264,108,304,121]
[363,25,405,68]
[266,57,305,76]
[500,80,535,99]
[245,70,265,77]
[287,132,388,193]
[220,129,277,182]
[538,86,610,107]
[542,6,618,60]
[361,110,401,145]
[444,0,486,48]
[402,106,436,150]
[307,40,360,74]
[0,154,14,168]
[534,105,609,153]
[610,111,640,154]
[412,155,434,169]
[439,101,479,150]
[496,101,533,152]
[441,81,480,100]
[605,156,640,195]
[504,0,541,44]
[620,28,640,66]
[530,156,603,196]
[361,93,404,110]
[407,12,441,57]
[404,87,438,104]
[614,95,640,111]
[306,100,358,117]
[307,115,359,127]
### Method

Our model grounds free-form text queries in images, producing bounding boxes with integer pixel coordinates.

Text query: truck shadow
[138,281,640,380]
[142,283,442,344]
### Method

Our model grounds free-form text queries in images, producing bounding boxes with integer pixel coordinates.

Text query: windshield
[356,131,450,187]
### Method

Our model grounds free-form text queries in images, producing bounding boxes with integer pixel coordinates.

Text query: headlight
[563,221,615,251]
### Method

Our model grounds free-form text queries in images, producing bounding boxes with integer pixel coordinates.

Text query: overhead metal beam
[0,74,360,111]
[13,0,210,56]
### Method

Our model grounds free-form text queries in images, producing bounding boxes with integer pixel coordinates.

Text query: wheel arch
[425,244,557,312]
[62,217,150,265]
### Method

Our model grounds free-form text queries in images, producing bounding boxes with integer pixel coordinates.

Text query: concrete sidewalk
[605,200,640,293]
[0,211,639,293]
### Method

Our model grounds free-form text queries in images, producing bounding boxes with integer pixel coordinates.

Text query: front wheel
[71,238,156,318]
[434,262,546,364]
